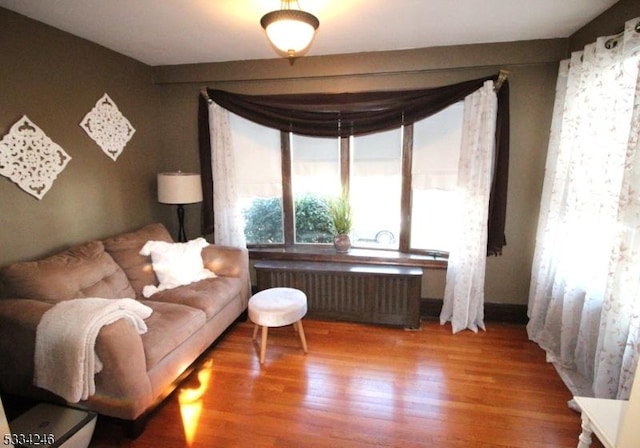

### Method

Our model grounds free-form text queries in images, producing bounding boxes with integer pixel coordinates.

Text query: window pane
[231,113,284,245]
[411,102,463,252]
[291,134,340,244]
[351,128,402,249]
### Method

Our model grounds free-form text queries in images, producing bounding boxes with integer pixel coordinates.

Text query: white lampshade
[157,172,203,205]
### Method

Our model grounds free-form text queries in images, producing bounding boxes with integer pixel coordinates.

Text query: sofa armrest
[0,298,152,417]
[202,245,251,308]
[201,245,248,278]
[91,318,153,419]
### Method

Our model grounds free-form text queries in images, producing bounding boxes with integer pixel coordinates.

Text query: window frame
[251,124,447,259]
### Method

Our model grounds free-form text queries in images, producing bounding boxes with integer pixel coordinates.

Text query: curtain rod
[494,69,509,92]
[605,20,640,49]
[200,88,212,103]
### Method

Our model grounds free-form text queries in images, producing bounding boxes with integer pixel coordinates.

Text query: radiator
[254,260,423,329]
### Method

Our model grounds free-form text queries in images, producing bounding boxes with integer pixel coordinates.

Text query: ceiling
[0,0,619,66]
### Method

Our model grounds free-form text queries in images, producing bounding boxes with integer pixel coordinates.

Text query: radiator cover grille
[255,261,422,329]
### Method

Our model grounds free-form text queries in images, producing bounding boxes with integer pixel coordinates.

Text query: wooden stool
[248,287,308,364]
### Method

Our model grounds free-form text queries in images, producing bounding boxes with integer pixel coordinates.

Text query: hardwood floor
[90,319,601,448]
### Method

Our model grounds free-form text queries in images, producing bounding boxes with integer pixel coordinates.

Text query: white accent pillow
[139,237,216,297]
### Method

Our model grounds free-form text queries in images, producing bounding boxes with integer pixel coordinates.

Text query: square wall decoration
[80,93,136,161]
[0,115,72,200]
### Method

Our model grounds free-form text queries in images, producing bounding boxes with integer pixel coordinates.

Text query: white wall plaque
[0,115,72,200]
[80,93,136,161]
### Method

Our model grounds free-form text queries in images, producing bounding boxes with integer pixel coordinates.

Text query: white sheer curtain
[528,18,640,400]
[208,101,246,247]
[440,80,498,334]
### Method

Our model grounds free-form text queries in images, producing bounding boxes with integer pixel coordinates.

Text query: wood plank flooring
[90,319,601,448]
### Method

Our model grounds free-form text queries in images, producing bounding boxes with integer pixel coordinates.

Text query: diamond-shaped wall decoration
[0,115,72,200]
[80,93,136,161]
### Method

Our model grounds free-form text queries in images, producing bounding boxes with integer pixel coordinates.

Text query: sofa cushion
[103,223,173,299]
[139,301,206,370]
[148,276,243,320]
[0,241,135,302]
[139,238,216,298]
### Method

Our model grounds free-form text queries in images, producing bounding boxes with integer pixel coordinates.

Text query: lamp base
[176,204,187,242]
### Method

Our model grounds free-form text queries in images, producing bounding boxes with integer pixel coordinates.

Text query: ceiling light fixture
[260,0,319,59]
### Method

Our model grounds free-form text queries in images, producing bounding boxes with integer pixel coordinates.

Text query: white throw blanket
[34,298,153,403]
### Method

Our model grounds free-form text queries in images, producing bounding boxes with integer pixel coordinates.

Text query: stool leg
[260,326,268,364]
[296,320,308,353]
[252,324,259,340]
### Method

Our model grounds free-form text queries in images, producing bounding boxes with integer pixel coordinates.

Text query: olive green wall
[0,8,172,266]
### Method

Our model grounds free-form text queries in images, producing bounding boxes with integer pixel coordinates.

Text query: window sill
[249,246,447,269]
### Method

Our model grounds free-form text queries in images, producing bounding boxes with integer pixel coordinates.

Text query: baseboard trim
[421,298,528,325]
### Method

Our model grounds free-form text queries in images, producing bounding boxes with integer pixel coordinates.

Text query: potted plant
[328,189,353,253]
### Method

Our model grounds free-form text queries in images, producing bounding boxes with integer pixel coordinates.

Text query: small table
[8,402,97,448]
[574,396,628,448]
[248,287,308,364]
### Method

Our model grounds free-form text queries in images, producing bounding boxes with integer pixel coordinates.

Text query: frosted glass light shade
[261,9,319,57]
[157,172,203,204]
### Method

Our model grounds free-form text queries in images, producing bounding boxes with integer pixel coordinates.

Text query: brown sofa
[0,223,250,436]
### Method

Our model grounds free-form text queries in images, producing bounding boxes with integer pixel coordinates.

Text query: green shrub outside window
[243,194,334,245]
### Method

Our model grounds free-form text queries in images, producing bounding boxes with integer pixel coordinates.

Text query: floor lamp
[157,172,203,242]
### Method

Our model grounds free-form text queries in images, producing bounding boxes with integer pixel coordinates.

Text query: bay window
[234,102,464,254]
[201,74,508,257]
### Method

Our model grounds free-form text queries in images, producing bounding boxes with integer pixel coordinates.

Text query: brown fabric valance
[205,75,501,138]
[198,74,509,255]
